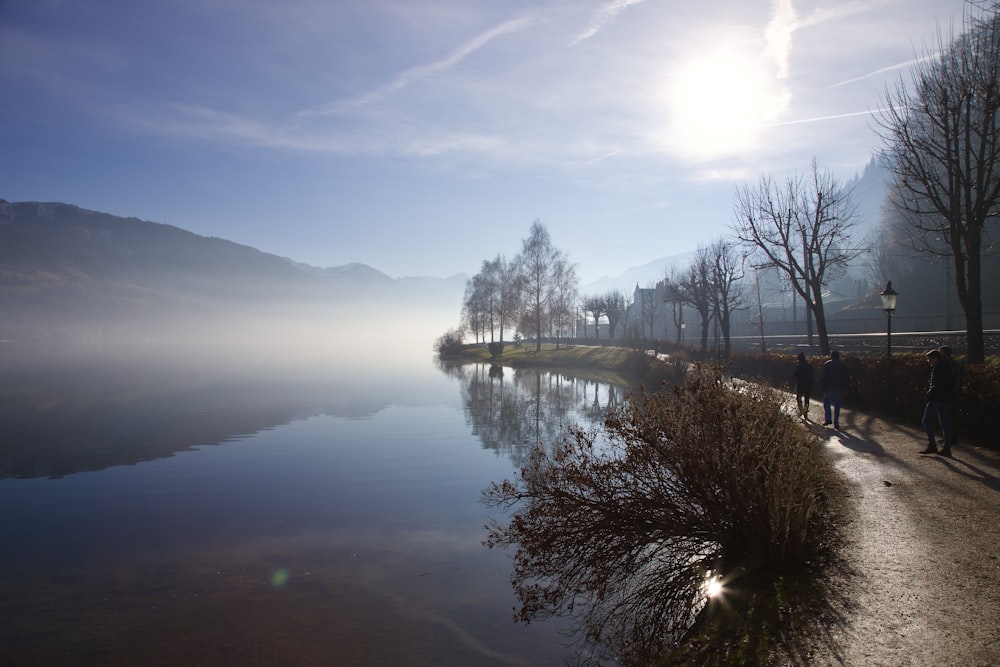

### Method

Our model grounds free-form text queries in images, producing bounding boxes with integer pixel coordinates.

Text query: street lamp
[880,281,898,358]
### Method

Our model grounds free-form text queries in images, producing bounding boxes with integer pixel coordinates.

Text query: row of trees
[459,5,999,365]
[573,155,862,360]
[462,221,578,352]
[581,290,630,339]
[659,238,752,357]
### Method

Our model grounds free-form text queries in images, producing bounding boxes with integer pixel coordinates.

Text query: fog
[4,284,460,363]
[0,300,465,481]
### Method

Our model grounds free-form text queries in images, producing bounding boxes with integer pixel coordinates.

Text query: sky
[0,0,975,284]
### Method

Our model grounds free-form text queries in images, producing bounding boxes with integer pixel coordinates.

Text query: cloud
[300,15,535,118]
[124,103,288,147]
[796,1,871,30]
[764,0,798,79]
[570,0,647,46]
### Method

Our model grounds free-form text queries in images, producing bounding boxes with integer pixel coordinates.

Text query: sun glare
[662,45,788,160]
[704,572,724,598]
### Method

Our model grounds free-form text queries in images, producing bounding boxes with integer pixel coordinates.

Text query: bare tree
[750,268,768,352]
[707,238,748,358]
[582,295,607,339]
[678,249,713,352]
[635,282,664,341]
[462,270,491,343]
[549,257,579,348]
[603,289,628,339]
[874,8,1000,363]
[465,255,521,345]
[518,220,563,352]
[495,255,523,345]
[732,159,864,355]
[660,265,686,344]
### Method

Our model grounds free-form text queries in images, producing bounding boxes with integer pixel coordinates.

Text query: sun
[661,45,788,161]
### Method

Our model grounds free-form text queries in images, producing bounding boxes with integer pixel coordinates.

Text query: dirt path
[801,400,1000,667]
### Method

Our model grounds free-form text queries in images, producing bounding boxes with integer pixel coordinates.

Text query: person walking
[921,348,955,457]
[820,350,847,429]
[939,346,962,445]
[793,352,814,420]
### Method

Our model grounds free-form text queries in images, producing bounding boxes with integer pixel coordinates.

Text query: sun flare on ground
[661,42,789,161]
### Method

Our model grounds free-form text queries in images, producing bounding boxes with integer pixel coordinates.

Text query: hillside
[0,200,465,342]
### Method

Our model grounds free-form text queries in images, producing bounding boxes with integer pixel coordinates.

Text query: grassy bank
[443,342,678,387]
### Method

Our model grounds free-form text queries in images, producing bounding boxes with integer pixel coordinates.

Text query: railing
[729,330,1000,355]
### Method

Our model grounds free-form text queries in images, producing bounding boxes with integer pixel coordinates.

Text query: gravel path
[801,401,1000,667]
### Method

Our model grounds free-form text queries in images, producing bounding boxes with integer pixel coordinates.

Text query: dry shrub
[484,364,840,665]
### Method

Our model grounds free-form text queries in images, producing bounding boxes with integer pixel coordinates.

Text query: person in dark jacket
[939,346,962,445]
[793,352,814,420]
[921,348,954,457]
[820,350,847,429]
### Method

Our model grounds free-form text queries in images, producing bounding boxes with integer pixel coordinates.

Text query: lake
[0,342,627,665]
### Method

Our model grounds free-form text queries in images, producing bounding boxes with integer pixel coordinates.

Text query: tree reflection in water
[438,361,624,467]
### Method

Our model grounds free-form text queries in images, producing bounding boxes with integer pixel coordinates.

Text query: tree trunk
[721,310,732,358]
[812,303,831,355]
[962,250,985,364]
[699,308,710,352]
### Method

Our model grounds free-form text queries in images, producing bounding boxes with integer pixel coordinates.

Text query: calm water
[0,344,626,665]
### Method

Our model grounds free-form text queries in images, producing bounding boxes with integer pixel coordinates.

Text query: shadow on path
[809,403,1000,496]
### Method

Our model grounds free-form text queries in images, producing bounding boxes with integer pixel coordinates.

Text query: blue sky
[0,0,972,283]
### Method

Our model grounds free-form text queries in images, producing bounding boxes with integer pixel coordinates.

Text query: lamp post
[680,321,686,343]
[880,281,898,358]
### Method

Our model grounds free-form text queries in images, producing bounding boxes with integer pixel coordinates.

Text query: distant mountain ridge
[0,200,466,341]
[581,253,697,295]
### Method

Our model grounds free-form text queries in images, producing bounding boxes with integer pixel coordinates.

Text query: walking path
[801,401,1000,666]
[648,350,998,664]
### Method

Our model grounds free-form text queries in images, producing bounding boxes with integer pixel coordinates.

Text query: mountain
[581,252,697,296]
[0,200,465,342]
[844,156,891,240]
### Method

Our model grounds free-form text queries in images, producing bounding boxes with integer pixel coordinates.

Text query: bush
[433,328,465,356]
[487,341,504,357]
[484,364,841,665]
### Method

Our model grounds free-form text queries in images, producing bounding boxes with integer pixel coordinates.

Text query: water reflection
[1,346,602,665]
[0,345,447,479]
[444,361,624,465]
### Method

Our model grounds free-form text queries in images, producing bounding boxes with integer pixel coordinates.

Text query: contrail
[580,149,622,166]
[764,108,890,127]
[830,54,938,88]
[300,15,535,117]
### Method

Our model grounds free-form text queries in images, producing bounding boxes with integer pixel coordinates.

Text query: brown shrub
[483,364,840,665]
